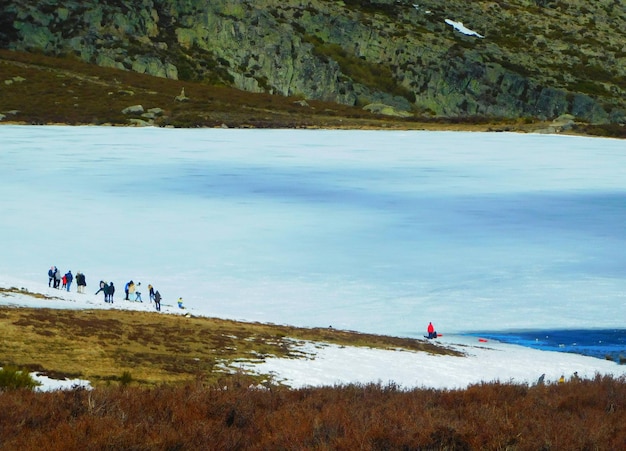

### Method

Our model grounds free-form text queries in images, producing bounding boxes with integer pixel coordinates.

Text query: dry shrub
[1,375,625,450]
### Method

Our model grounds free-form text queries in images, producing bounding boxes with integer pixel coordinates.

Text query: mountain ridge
[1,0,625,129]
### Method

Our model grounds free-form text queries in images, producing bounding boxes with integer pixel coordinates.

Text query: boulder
[363,103,412,118]
[122,105,144,115]
[128,118,153,127]
[147,107,164,116]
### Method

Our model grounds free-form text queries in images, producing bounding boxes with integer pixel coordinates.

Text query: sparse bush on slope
[0,366,40,391]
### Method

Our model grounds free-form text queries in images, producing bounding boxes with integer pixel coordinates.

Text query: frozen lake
[469,329,626,361]
[1,126,625,340]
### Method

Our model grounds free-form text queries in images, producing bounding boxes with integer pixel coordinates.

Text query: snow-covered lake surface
[1,125,625,389]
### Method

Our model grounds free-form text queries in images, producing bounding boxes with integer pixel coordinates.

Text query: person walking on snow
[65,270,73,292]
[134,282,142,302]
[177,297,185,309]
[128,281,136,301]
[75,271,86,293]
[154,290,161,312]
[54,270,62,289]
[95,280,106,297]
[48,266,56,287]
[124,281,130,300]
[104,282,115,303]
[148,284,155,302]
[103,283,111,303]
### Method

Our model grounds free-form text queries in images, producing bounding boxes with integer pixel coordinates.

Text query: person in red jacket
[427,322,437,339]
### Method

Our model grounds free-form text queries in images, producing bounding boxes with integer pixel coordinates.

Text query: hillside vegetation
[0,49,392,129]
[1,0,625,132]
[0,49,623,137]
[1,294,625,449]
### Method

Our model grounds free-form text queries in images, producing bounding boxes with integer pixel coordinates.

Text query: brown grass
[0,301,458,387]
[0,375,624,450]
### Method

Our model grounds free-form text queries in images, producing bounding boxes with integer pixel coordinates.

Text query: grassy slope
[0,288,459,387]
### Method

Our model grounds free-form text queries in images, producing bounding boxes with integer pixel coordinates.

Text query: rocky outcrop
[1,0,624,123]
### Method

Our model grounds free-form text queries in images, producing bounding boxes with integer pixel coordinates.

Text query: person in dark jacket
[148,284,155,302]
[124,280,133,300]
[108,282,115,303]
[76,272,87,294]
[103,283,110,302]
[65,271,73,292]
[154,290,161,312]
[48,266,56,287]
[95,280,106,297]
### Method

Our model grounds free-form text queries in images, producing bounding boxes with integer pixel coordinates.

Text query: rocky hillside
[1,0,625,124]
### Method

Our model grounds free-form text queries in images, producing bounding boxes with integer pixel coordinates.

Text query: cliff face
[2,0,625,123]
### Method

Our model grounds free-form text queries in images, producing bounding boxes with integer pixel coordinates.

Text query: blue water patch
[466,330,626,363]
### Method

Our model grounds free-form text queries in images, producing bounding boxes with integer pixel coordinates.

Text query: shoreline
[0,121,616,141]
[465,329,626,362]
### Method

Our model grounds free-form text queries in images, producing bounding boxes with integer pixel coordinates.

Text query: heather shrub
[0,376,625,449]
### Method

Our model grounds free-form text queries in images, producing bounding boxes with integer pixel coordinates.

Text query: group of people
[96,279,164,310]
[47,266,176,312]
[95,279,163,310]
[124,280,143,302]
[123,280,168,312]
[48,266,86,293]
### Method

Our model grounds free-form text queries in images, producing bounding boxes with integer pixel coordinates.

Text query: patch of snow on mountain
[445,19,484,38]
